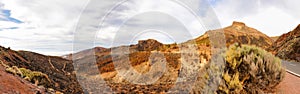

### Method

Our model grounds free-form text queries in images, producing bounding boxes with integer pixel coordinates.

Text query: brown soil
[0,66,44,94]
[276,72,300,94]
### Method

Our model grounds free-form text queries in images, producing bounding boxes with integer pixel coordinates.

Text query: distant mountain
[271,24,300,62]
[63,47,107,60]
[0,46,83,93]
[194,21,273,49]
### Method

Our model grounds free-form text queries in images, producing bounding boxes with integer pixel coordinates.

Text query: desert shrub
[5,66,23,77]
[218,44,285,93]
[4,64,52,87]
[19,68,52,87]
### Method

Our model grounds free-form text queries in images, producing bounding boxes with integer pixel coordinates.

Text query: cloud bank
[0,0,299,55]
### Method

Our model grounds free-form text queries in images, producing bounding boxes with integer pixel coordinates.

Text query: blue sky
[0,5,22,31]
[0,0,300,55]
[0,9,22,23]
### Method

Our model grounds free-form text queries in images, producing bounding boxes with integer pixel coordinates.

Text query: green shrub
[4,64,52,87]
[19,68,52,86]
[218,44,285,93]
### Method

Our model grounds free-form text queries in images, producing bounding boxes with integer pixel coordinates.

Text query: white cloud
[95,0,209,47]
[1,0,299,55]
[0,0,87,55]
[1,0,217,55]
[213,0,300,36]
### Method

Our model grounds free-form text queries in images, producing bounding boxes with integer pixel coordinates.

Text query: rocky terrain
[0,21,288,93]
[73,39,212,93]
[0,46,83,93]
[271,24,300,62]
[71,21,284,93]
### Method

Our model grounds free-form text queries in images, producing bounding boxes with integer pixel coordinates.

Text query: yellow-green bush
[218,44,285,93]
[4,65,52,87]
[19,68,52,86]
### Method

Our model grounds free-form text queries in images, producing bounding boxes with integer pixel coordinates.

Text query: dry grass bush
[218,44,285,94]
[5,65,52,87]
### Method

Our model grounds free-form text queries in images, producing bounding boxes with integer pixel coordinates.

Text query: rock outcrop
[195,21,273,49]
[137,39,163,51]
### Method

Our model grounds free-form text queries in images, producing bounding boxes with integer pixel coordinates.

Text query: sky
[0,0,299,56]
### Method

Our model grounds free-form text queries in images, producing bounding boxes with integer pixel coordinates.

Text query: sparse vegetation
[4,64,52,87]
[19,68,52,86]
[218,44,285,93]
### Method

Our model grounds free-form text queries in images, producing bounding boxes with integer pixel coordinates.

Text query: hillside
[63,47,107,60]
[0,46,83,93]
[73,39,211,93]
[194,21,273,49]
[271,24,300,62]
[0,21,283,93]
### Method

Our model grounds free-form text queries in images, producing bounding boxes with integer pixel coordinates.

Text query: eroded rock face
[137,39,163,51]
[272,24,300,62]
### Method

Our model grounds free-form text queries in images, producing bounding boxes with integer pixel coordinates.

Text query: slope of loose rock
[271,24,300,62]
